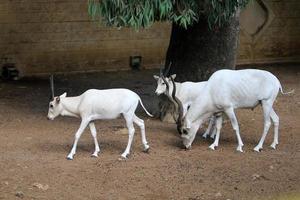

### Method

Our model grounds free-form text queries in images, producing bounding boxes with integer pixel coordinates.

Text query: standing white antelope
[47,76,152,160]
[153,65,217,138]
[169,69,292,152]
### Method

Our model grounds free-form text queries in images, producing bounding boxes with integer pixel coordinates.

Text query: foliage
[88,0,249,29]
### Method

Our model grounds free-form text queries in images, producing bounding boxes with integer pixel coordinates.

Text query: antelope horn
[163,62,172,77]
[161,74,184,134]
[161,70,184,134]
[50,75,55,100]
[159,62,172,77]
[161,75,177,107]
[170,76,184,134]
[159,65,164,76]
[161,75,170,97]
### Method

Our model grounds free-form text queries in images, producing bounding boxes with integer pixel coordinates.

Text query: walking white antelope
[47,76,152,160]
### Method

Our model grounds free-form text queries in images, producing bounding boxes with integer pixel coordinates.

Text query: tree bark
[165,12,240,82]
[159,12,240,122]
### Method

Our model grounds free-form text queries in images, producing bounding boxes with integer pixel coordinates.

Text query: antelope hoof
[270,143,277,149]
[120,153,129,159]
[66,156,73,160]
[143,147,150,153]
[209,145,216,150]
[237,146,244,153]
[254,146,262,152]
[91,153,99,158]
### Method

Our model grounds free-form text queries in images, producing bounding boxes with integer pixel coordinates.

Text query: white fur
[153,74,216,137]
[47,89,152,160]
[180,69,287,152]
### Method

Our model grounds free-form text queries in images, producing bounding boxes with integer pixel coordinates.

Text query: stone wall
[0,0,171,76]
[0,0,299,77]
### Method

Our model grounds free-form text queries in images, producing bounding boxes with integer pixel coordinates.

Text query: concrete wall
[0,0,299,77]
[238,0,300,65]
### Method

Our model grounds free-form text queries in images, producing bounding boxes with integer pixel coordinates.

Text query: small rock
[15,191,24,198]
[4,181,8,185]
[118,157,127,161]
[252,173,260,181]
[114,128,128,135]
[33,183,49,191]
[215,192,222,197]
[269,165,274,171]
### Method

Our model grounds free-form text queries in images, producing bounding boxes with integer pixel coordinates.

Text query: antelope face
[181,134,192,149]
[181,117,204,149]
[180,119,193,149]
[153,75,168,95]
[47,93,66,120]
[153,74,176,96]
[181,128,197,150]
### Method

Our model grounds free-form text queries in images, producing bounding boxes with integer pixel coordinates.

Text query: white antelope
[153,65,217,138]
[169,69,292,152]
[47,76,152,160]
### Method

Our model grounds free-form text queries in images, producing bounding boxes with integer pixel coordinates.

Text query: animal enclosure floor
[0,65,299,200]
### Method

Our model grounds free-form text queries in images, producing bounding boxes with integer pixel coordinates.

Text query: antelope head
[153,63,176,96]
[47,75,67,120]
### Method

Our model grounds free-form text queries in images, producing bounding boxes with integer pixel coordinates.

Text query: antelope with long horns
[154,63,217,138]
[168,69,293,152]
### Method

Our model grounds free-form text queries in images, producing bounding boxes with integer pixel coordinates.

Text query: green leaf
[87,0,249,30]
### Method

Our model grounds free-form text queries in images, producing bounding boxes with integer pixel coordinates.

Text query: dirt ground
[0,65,299,200]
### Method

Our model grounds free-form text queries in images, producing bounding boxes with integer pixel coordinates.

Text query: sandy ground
[0,65,299,200]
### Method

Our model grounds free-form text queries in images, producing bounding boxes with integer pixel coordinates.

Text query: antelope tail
[279,85,294,95]
[139,99,153,117]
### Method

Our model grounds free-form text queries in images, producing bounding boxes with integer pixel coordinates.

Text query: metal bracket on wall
[130,56,142,70]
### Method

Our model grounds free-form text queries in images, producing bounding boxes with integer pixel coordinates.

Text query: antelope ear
[171,74,176,80]
[153,75,160,80]
[60,92,67,98]
[56,96,60,103]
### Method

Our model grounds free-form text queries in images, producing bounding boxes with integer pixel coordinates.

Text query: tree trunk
[165,12,240,82]
[159,12,240,122]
